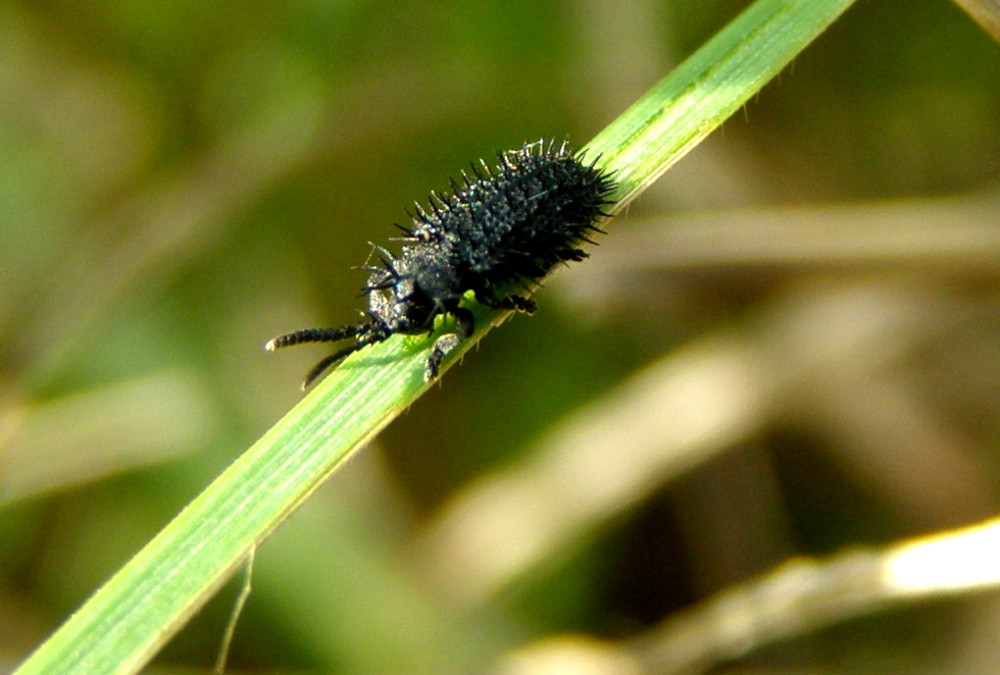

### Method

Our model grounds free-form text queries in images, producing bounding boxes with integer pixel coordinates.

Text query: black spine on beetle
[267,139,616,387]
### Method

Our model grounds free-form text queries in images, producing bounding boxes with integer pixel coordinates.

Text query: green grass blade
[585,0,855,206]
[13,0,856,672]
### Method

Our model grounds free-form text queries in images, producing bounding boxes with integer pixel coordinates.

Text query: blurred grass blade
[13,0,857,673]
[634,516,1000,673]
[950,0,1000,42]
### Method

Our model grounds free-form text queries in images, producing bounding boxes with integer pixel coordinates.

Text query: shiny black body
[267,139,616,386]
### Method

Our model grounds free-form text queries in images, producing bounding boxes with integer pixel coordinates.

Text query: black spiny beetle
[267,139,616,387]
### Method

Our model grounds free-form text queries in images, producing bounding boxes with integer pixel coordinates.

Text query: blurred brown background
[1,0,998,672]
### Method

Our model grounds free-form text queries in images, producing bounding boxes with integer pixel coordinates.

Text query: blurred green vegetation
[1,0,998,673]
